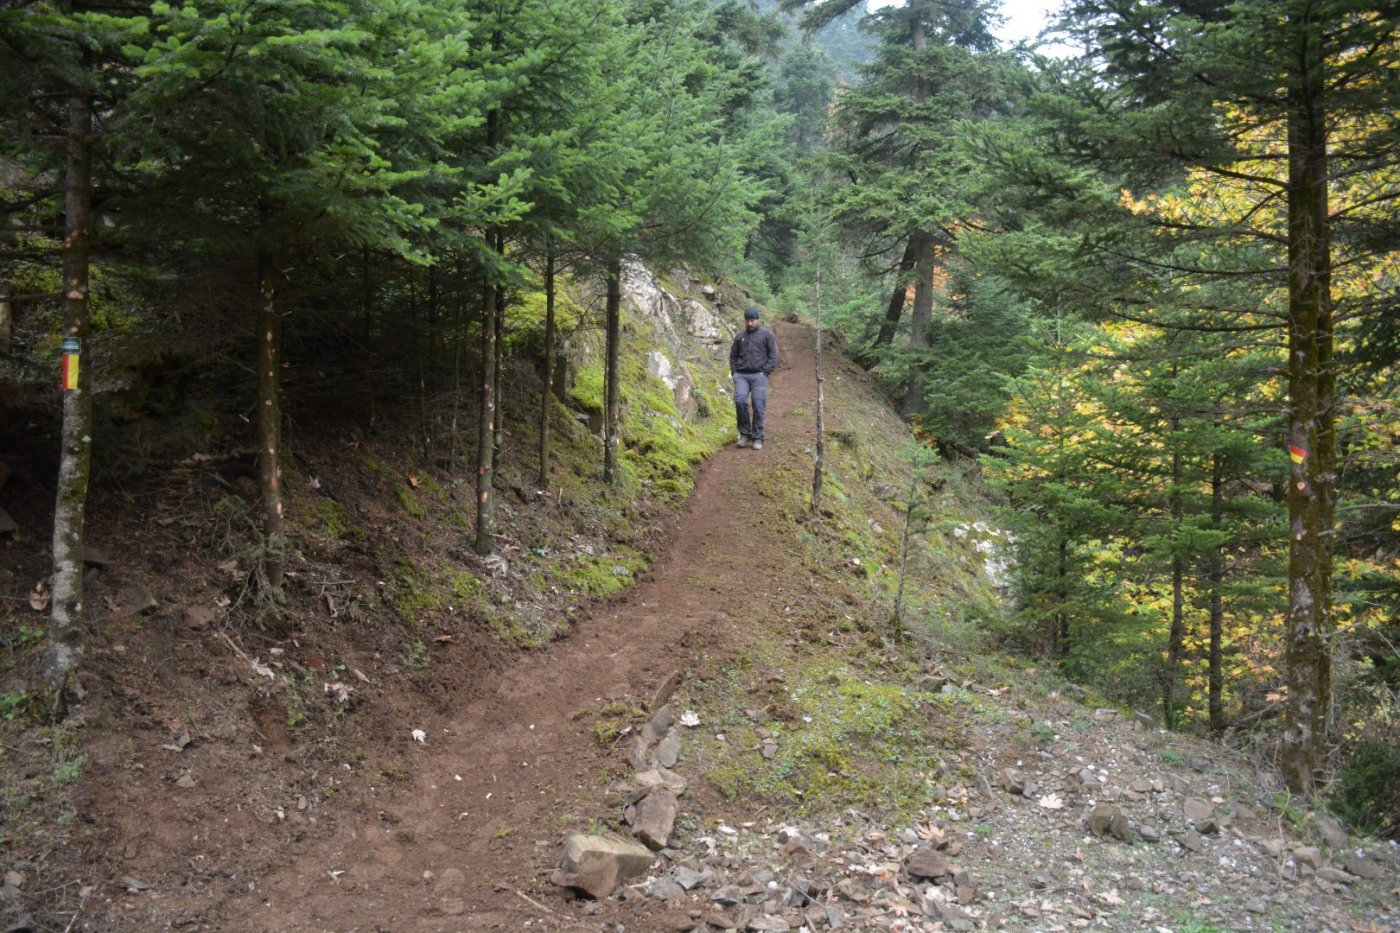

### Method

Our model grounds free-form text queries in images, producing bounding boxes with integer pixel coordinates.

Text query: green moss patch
[692,652,958,823]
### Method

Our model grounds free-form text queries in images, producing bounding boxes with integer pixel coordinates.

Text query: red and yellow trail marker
[61,335,80,391]
[1290,445,1307,465]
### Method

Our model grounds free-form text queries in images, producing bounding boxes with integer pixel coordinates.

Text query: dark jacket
[730,326,778,375]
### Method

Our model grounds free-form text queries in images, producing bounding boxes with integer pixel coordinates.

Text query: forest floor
[2,321,1398,932]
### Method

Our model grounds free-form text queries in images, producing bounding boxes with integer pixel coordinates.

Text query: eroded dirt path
[217,321,817,931]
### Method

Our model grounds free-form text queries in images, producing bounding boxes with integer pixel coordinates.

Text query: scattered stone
[746,916,790,932]
[1314,813,1349,850]
[552,833,655,899]
[1177,830,1204,853]
[3,870,24,892]
[1087,804,1131,841]
[82,545,113,567]
[1316,866,1352,885]
[1293,846,1324,870]
[651,671,682,711]
[672,865,712,891]
[174,772,197,788]
[649,877,687,902]
[1183,797,1213,823]
[653,729,681,769]
[782,876,812,908]
[1197,817,1222,835]
[1077,767,1098,786]
[1137,825,1161,843]
[643,705,674,744]
[905,847,950,879]
[760,738,778,760]
[0,507,16,536]
[1344,854,1383,880]
[631,789,679,850]
[185,606,217,631]
[998,769,1025,795]
[122,582,160,617]
[1133,712,1157,730]
[1245,896,1270,914]
[634,767,688,795]
[1261,838,1286,859]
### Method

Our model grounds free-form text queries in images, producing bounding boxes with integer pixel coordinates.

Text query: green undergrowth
[569,344,731,500]
[687,640,974,826]
[313,277,733,655]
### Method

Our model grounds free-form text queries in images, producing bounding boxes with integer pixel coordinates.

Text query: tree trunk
[602,256,622,485]
[492,275,505,472]
[1054,536,1069,658]
[0,282,11,354]
[1279,22,1334,793]
[873,237,918,351]
[901,229,935,417]
[811,267,826,517]
[538,250,556,489]
[1163,439,1185,729]
[1208,453,1225,735]
[474,247,498,555]
[42,85,93,715]
[255,250,286,598]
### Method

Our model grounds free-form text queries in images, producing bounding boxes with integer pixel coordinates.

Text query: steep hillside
[2,284,1397,932]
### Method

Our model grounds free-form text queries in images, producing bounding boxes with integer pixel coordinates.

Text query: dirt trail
[217,321,817,931]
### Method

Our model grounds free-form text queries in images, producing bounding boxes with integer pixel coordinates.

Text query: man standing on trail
[729,306,778,450]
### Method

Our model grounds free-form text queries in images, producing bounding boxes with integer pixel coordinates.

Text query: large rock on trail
[551,833,656,899]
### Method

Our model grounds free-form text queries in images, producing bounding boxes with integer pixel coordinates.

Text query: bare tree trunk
[1208,453,1225,735]
[1163,439,1185,729]
[872,237,918,351]
[474,250,498,555]
[603,256,622,485]
[42,85,93,715]
[810,267,826,518]
[492,276,505,474]
[255,250,286,598]
[538,249,556,489]
[1280,24,1334,793]
[0,283,11,354]
[901,229,935,417]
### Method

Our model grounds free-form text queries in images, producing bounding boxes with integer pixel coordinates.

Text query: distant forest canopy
[761,0,878,79]
[0,0,1396,831]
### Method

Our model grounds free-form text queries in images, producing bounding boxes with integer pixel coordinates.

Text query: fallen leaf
[679,711,701,727]
[28,582,50,612]
[435,634,456,645]
[1038,794,1065,810]
[411,729,426,744]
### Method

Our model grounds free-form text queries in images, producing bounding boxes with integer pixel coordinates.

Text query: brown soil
[2,320,820,932]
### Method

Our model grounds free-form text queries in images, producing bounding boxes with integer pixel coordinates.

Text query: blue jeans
[733,372,768,441]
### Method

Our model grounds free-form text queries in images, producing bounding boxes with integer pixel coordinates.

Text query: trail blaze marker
[61,335,80,391]
[1289,445,1307,465]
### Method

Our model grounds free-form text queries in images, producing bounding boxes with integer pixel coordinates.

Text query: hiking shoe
[736,435,752,448]
[753,440,763,450]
